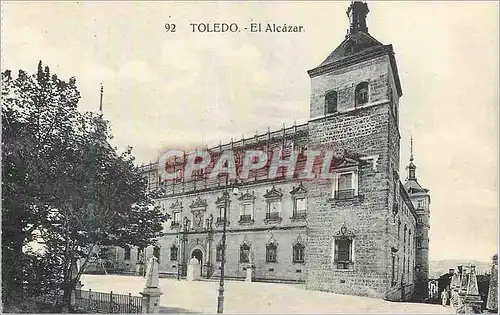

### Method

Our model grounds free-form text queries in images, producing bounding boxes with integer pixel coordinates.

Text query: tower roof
[319,31,384,67]
[404,136,428,194]
[308,1,402,97]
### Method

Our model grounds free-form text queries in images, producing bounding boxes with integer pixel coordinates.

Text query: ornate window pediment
[238,190,256,202]
[215,191,230,206]
[334,157,359,170]
[263,185,283,200]
[334,223,356,239]
[332,224,355,271]
[290,182,307,196]
[170,199,182,210]
[190,196,207,210]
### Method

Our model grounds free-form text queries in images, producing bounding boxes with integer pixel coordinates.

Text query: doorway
[191,249,203,276]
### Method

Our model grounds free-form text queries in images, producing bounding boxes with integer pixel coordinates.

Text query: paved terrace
[81,275,453,313]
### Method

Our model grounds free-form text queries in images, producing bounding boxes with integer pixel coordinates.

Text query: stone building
[104,1,430,301]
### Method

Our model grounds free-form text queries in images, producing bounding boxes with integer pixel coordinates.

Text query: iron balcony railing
[239,214,253,222]
[334,189,355,200]
[265,212,280,220]
[292,210,307,219]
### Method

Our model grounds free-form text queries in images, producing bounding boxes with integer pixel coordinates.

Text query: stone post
[245,250,255,282]
[462,265,483,314]
[245,264,255,282]
[140,257,162,313]
[486,254,498,313]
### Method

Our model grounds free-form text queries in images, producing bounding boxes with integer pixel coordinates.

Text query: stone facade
[98,1,430,301]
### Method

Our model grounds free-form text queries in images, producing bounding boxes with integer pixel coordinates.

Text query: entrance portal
[191,249,203,277]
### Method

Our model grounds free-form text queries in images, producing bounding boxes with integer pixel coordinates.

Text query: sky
[2,1,498,263]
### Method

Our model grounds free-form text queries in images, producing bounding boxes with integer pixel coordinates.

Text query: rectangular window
[294,197,307,219]
[333,238,353,270]
[338,173,353,190]
[266,200,281,220]
[240,203,253,222]
[266,244,277,263]
[217,206,226,223]
[417,200,424,209]
[333,172,357,200]
[268,200,281,213]
[173,212,180,223]
[325,91,338,114]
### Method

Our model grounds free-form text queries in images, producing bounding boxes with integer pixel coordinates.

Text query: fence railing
[74,289,142,313]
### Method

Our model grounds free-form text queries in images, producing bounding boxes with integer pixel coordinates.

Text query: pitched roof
[319,31,384,67]
[404,179,428,194]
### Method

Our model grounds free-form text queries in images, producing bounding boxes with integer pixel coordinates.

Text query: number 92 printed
[164,23,176,32]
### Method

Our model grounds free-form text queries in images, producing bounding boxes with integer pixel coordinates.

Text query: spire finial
[408,135,417,180]
[346,1,369,34]
[410,135,414,162]
[99,83,104,113]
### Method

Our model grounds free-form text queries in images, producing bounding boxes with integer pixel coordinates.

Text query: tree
[2,62,81,304]
[2,62,168,311]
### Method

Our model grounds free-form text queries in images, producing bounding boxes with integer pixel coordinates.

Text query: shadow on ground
[158,306,199,313]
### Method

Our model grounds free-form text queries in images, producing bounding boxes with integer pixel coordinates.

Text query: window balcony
[170,221,180,229]
[291,210,307,221]
[334,189,355,200]
[215,217,229,227]
[264,211,282,224]
[238,214,254,225]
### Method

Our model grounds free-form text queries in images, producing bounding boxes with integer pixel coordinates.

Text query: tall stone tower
[404,137,431,299]
[305,1,406,299]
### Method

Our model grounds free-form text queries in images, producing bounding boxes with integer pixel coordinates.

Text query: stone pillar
[462,265,483,314]
[140,257,162,313]
[486,254,498,313]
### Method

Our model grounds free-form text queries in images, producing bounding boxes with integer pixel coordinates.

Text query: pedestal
[187,258,201,281]
[140,287,163,314]
[487,254,498,312]
[245,264,255,282]
[463,295,483,314]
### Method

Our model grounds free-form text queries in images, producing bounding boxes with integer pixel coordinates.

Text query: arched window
[266,243,277,263]
[216,244,223,262]
[292,243,305,263]
[325,91,338,114]
[239,243,250,263]
[355,82,369,106]
[170,245,178,261]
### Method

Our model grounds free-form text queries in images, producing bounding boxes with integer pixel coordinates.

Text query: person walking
[441,289,449,307]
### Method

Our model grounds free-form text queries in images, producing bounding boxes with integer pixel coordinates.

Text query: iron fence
[74,289,142,313]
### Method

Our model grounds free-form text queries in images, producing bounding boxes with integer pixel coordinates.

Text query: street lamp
[176,203,183,281]
[217,177,240,314]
